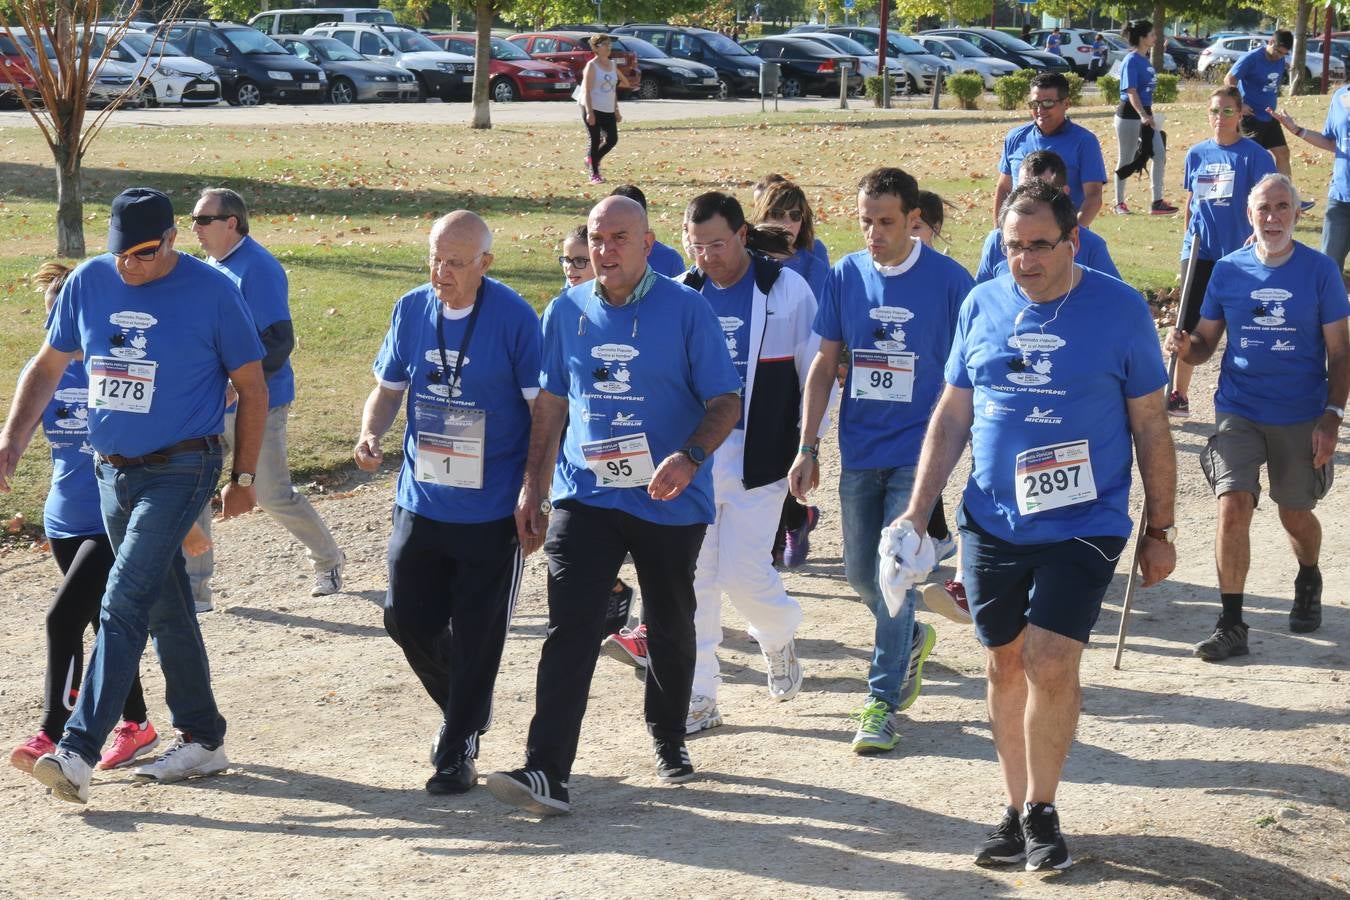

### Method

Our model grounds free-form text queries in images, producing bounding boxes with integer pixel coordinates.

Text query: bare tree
[0,0,187,258]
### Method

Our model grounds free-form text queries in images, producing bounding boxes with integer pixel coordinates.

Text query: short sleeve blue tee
[1199,243,1350,424]
[975,227,1120,284]
[210,235,295,409]
[700,264,755,428]
[814,244,974,469]
[648,239,687,278]
[783,245,829,301]
[1181,137,1277,261]
[372,278,541,524]
[998,120,1108,210]
[1320,87,1350,202]
[945,268,1167,544]
[539,272,742,526]
[46,254,264,457]
[1119,52,1156,107]
[37,359,103,539]
[1231,46,1286,121]
[811,238,830,266]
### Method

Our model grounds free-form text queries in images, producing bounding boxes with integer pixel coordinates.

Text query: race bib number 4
[1194,169,1235,202]
[582,433,656,488]
[89,357,156,413]
[1014,440,1098,515]
[851,349,915,403]
[414,404,485,489]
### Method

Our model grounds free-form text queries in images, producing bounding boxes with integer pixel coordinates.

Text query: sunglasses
[559,255,591,269]
[191,214,231,227]
[767,208,804,223]
[1208,106,1237,117]
[1027,98,1064,111]
[114,239,163,262]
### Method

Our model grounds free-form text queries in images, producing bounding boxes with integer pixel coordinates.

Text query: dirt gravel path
[0,360,1347,899]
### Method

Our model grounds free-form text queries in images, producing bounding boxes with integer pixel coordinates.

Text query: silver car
[918,35,1019,89]
[1197,34,1345,82]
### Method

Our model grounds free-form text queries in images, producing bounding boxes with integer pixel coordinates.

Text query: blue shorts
[959,511,1128,648]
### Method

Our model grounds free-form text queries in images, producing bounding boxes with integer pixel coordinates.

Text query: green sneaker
[897,622,937,712]
[850,697,900,754]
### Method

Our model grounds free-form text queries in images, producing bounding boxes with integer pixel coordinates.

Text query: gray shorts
[1200,412,1334,509]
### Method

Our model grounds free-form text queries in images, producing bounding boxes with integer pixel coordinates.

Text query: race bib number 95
[89,357,156,414]
[1014,440,1097,515]
[582,433,656,488]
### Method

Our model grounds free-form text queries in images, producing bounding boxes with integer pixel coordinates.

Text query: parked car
[249,6,395,35]
[426,33,574,102]
[609,35,719,100]
[610,25,762,97]
[1165,36,1200,74]
[918,35,1019,89]
[740,35,862,98]
[781,33,905,85]
[505,31,639,97]
[0,33,39,106]
[277,34,416,103]
[87,27,222,107]
[785,23,825,34]
[1027,28,1126,75]
[826,27,953,93]
[16,29,143,107]
[163,20,327,105]
[303,22,474,100]
[1099,35,1179,76]
[1197,34,1345,83]
[919,27,1071,73]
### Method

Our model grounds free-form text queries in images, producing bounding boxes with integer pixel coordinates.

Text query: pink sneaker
[589,174,605,185]
[600,624,648,669]
[98,720,160,770]
[10,731,56,774]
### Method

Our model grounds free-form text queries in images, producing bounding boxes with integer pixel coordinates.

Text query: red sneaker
[921,580,972,624]
[10,731,57,774]
[601,624,649,670]
[98,720,160,770]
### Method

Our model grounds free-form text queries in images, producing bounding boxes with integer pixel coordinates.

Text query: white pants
[691,430,803,700]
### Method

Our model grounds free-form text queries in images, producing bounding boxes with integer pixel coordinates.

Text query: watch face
[235,473,254,487]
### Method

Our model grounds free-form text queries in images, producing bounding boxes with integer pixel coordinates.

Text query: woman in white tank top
[579,34,630,185]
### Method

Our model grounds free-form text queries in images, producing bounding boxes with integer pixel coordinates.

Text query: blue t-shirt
[1119,52,1156,107]
[975,226,1120,283]
[1231,46,1287,121]
[373,278,541,525]
[701,264,755,428]
[814,243,974,469]
[811,237,830,266]
[46,254,264,457]
[539,271,741,526]
[1199,243,1350,424]
[1320,87,1350,202]
[1046,32,1062,56]
[649,240,687,278]
[945,267,1168,544]
[38,360,103,539]
[783,245,829,301]
[1181,137,1277,261]
[998,120,1108,210]
[211,235,294,409]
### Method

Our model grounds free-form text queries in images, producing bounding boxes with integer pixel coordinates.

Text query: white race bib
[582,432,656,488]
[414,404,485,489]
[1194,169,1235,201]
[851,349,915,403]
[1014,440,1098,515]
[88,357,156,413]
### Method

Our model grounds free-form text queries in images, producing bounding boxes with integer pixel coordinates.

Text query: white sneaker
[195,596,213,614]
[933,534,958,564]
[685,694,724,734]
[763,638,803,702]
[32,748,92,804]
[311,553,346,597]
[133,737,228,783]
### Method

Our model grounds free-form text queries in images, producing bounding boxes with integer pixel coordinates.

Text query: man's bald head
[430,210,492,255]
[427,210,494,309]
[589,196,648,235]
[586,196,654,305]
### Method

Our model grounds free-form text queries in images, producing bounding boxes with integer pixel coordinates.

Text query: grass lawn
[0,95,1339,529]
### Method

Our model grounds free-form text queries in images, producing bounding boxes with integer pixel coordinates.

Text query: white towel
[877,521,935,617]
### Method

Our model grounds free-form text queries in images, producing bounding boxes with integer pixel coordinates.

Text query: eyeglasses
[559,255,590,269]
[429,252,484,270]
[190,214,231,227]
[1027,98,1063,111]
[114,239,163,263]
[767,208,804,223]
[1004,237,1068,257]
[688,240,730,255]
[1208,106,1237,117]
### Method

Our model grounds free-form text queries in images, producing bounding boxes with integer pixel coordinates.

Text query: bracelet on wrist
[1298,126,1307,138]
[798,444,819,460]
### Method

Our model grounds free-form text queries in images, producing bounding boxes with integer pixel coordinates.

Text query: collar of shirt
[593,264,657,307]
[1038,118,1073,138]
[212,234,248,264]
[873,237,922,277]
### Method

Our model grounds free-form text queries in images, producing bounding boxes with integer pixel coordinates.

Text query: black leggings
[584,109,618,176]
[43,535,147,737]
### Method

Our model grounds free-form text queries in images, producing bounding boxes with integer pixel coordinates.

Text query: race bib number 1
[414,404,485,489]
[582,433,656,488]
[89,357,156,413]
[1014,440,1098,515]
[851,349,915,403]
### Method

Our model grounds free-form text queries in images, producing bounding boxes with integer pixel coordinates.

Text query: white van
[249,7,395,36]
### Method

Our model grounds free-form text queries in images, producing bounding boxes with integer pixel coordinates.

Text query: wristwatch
[1326,404,1345,420]
[230,471,255,487]
[1144,524,1177,543]
[539,499,553,516]
[679,445,707,467]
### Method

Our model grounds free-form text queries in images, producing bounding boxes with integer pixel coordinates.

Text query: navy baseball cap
[107,188,174,254]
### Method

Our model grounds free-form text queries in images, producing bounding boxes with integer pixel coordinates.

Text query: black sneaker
[604,580,635,635]
[1291,571,1323,633]
[653,739,696,784]
[974,805,1025,866]
[1194,620,1250,661]
[425,757,477,795]
[484,768,570,815]
[1021,802,1071,871]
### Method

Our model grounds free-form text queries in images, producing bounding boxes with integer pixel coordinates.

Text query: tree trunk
[53,144,85,259]
[470,0,493,129]
[1290,0,1312,96]
[1151,3,1166,71]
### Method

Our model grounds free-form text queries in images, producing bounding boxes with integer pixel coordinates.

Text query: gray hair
[199,187,249,235]
[1248,173,1301,212]
[429,211,493,254]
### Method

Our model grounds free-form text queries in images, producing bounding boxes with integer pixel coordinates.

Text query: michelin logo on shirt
[868,306,913,351]
[108,311,156,360]
[1250,288,1289,326]
[423,349,467,398]
[591,343,638,394]
[1006,332,1065,387]
[612,410,643,428]
[1025,405,1063,424]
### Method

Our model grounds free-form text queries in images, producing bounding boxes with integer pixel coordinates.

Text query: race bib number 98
[850,349,915,403]
[1014,440,1097,515]
[89,357,156,414]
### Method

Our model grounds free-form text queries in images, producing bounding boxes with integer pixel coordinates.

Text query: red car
[427,33,575,102]
[0,33,38,106]
[506,31,639,97]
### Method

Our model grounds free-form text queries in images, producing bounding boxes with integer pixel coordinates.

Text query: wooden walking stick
[1113,239,1201,669]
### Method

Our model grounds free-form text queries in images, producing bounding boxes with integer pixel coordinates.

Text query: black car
[277,34,418,102]
[920,28,1071,73]
[1165,37,1200,75]
[611,35,720,99]
[610,25,762,97]
[163,20,327,106]
[741,36,863,98]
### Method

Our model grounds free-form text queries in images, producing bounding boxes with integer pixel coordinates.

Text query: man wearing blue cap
[0,188,268,804]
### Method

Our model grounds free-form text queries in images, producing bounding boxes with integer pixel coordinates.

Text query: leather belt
[97,436,221,469]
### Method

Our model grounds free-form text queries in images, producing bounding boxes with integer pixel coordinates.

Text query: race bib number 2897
[1014,440,1097,516]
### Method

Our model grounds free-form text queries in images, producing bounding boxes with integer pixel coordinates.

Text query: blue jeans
[839,466,918,709]
[60,448,226,765]
[1322,197,1350,273]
